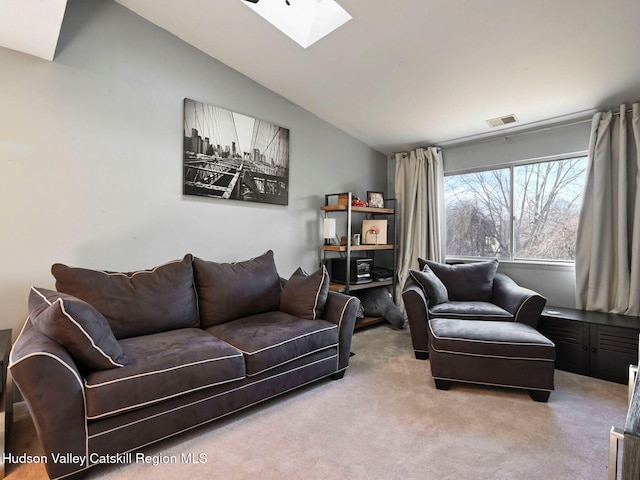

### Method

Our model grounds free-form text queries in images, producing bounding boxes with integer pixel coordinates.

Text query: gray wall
[0,0,387,337]
[443,121,592,308]
[443,121,591,173]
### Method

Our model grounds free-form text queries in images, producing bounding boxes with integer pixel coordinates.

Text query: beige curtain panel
[394,147,445,304]
[575,103,640,315]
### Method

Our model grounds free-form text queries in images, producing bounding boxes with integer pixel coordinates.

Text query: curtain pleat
[628,104,640,315]
[394,147,445,304]
[575,102,640,315]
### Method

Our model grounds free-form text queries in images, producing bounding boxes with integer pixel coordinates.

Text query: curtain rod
[393,147,441,156]
[612,105,636,115]
[393,104,637,154]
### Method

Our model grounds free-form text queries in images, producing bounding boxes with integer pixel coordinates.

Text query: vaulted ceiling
[2,0,640,154]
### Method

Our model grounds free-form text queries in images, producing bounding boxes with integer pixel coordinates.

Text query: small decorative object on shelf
[367,191,385,208]
[323,218,336,245]
[362,219,387,245]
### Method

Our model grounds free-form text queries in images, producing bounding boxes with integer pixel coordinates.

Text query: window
[445,155,588,262]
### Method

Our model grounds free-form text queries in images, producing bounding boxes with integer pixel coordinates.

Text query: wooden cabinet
[320,192,397,329]
[539,307,640,384]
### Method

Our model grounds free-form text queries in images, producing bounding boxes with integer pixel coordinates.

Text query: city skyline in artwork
[182,98,289,205]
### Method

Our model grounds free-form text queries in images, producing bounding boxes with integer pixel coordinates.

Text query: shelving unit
[320,192,397,329]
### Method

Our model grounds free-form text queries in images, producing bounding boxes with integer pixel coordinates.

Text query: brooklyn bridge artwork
[183,98,290,205]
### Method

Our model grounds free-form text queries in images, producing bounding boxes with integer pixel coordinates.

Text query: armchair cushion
[280,266,330,320]
[418,259,498,302]
[429,301,512,321]
[52,254,199,339]
[409,268,448,305]
[28,286,130,370]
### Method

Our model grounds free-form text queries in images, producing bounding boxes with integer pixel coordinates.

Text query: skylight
[241,0,352,49]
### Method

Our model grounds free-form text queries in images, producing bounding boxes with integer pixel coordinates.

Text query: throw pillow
[193,250,282,327]
[280,266,330,320]
[51,254,199,339]
[409,267,448,305]
[356,287,406,329]
[418,258,498,302]
[29,286,129,370]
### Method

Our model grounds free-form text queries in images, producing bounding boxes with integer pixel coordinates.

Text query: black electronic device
[328,258,373,285]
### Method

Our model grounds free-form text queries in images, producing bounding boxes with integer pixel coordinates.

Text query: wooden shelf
[355,316,386,330]
[321,205,394,214]
[321,244,394,252]
[328,279,393,293]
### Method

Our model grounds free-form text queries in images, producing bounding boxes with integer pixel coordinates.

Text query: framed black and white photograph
[367,191,385,208]
[183,98,289,205]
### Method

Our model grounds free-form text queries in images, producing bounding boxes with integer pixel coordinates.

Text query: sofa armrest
[402,275,430,359]
[492,273,547,328]
[321,291,359,372]
[10,320,88,479]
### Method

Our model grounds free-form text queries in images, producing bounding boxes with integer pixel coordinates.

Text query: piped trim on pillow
[52,254,199,339]
[29,286,129,369]
[54,297,126,368]
[279,266,330,320]
[409,268,449,306]
[310,265,328,320]
[56,255,193,278]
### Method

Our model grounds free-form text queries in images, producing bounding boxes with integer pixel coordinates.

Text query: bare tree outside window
[445,156,587,261]
[446,169,510,258]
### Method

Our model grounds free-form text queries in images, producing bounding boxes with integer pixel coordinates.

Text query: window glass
[513,157,587,260]
[445,168,511,258]
[445,156,587,261]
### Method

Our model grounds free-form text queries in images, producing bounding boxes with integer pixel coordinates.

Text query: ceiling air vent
[486,114,518,127]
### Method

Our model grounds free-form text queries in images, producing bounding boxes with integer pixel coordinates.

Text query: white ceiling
[2,0,640,154]
[0,0,67,61]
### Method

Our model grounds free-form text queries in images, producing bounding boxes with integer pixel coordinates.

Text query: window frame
[444,151,588,265]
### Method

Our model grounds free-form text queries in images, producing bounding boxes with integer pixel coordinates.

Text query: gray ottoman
[428,318,556,402]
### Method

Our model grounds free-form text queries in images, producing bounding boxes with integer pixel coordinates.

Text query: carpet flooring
[6,325,628,480]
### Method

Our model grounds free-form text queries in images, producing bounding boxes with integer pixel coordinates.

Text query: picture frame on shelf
[362,219,387,245]
[367,191,385,208]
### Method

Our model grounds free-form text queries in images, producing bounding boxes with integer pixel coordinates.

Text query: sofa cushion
[418,259,498,302]
[206,311,339,376]
[429,301,513,321]
[409,268,448,305]
[280,266,330,320]
[51,255,199,339]
[84,328,245,419]
[28,287,130,370]
[194,250,282,327]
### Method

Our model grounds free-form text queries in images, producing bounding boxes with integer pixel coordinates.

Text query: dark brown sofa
[10,251,359,480]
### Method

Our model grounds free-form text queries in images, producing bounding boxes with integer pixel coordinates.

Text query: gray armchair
[402,259,547,360]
